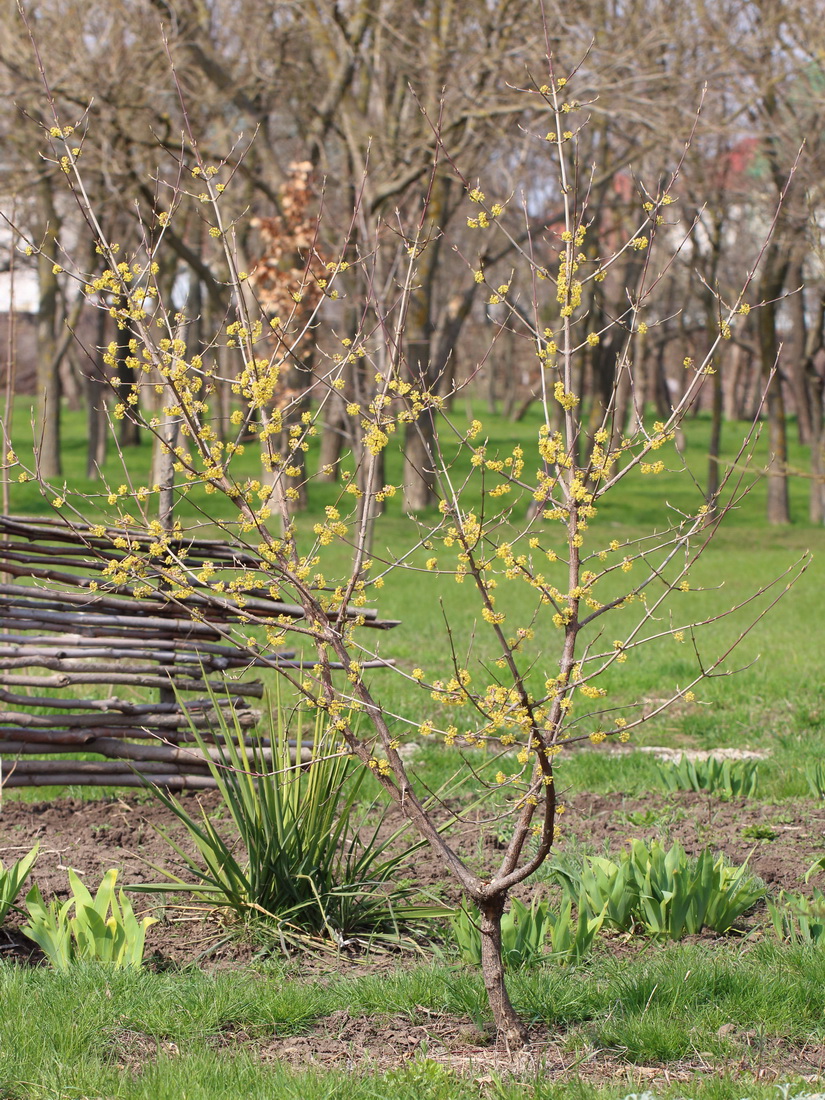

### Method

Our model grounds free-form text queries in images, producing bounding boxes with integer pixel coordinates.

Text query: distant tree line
[1,0,824,522]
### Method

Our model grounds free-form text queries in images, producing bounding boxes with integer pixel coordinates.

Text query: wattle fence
[0,516,397,790]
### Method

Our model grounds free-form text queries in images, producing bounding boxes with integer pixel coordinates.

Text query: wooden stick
[0,727,308,749]
[0,738,311,765]
[0,687,256,713]
[1,770,217,790]
[0,671,265,695]
[0,632,297,662]
[0,709,258,729]
[0,647,391,672]
[5,760,212,775]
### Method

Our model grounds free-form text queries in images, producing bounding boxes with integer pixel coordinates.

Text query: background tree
[3,0,825,524]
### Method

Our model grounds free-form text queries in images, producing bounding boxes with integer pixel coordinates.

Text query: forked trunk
[477,895,528,1048]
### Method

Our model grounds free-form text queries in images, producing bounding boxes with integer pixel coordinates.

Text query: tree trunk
[810,413,825,525]
[723,342,743,422]
[782,254,810,445]
[116,326,141,448]
[35,184,61,480]
[805,340,825,524]
[86,375,108,478]
[86,306,111,478]
[707,368,723,507]
[152,392,180,532]
[403,405,436,512]
[758,247,791,525]
[401,178,451,513]
[764,377,791,525]
[705,270,724,508]
[354,438,385,567]
[477,895,528,1047]
[317,393,347,480]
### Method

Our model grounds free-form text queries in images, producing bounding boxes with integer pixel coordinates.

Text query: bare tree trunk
[276,358,312,512]
[354,438,385,566]
[435,290,475,411]
[86,375,108,478]
[317,393,347,480]
[59,351,82,411]
[401,178,450,513]
[477,895,528,1047]
[403,332,437,511]
[810,409,825,525]
[707,368,723,506]
[723,342,743,422]
[784,254,811,445]
[152,387,180,531]
[758,248,791,525]
[35,182,61,480]
[86,307,109,478]
[403,407,436,513]
[487,351,499,414]
[116,326,141,449]
[705,280,724,506]
[804,300,825,524]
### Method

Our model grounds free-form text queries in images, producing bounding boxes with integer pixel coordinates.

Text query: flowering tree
[7,34,807,1045]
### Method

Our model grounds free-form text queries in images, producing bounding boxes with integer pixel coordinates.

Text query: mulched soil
[2,783,825,1087]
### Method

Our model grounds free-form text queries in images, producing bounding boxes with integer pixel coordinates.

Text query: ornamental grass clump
[135,694,450,953]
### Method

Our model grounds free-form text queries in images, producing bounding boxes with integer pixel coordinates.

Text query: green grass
[1,945,824,1097]
[3,401,825,807]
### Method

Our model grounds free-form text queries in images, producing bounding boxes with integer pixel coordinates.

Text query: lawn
[2,941,825,1097]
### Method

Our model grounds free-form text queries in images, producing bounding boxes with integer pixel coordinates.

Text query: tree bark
[804,306,825,524]
[403,378,436,513]
[758,246,791,525]
[810,404,825,525]
[35,182,61,480]
[116,326,141,448]
[317,394,347,480]
[705,280,724,507]
[477,894,528,1047]
[784,254,811,444]
[401,177,451,513]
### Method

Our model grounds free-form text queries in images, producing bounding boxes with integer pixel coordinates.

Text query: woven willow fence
[0,516,397,790]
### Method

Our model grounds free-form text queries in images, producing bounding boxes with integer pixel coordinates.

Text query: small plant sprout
[655,755,760,798]
[0,844,39,925]
[22,869,157,970]
[549,840,764,939]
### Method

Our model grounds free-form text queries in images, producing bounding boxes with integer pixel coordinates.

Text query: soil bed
[2,785,825,1087]
[2,785,824,960]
